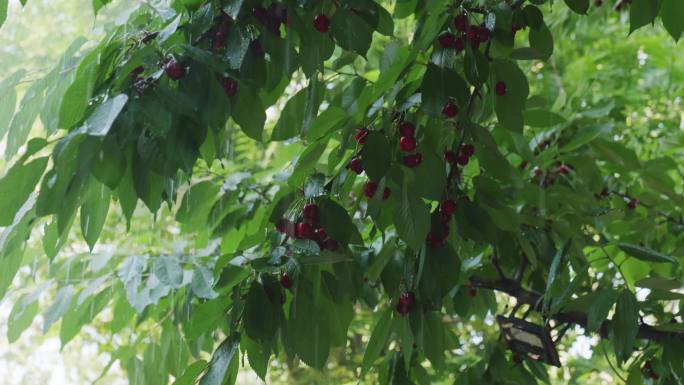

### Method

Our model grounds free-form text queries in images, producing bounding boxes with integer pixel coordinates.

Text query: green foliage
[2,0,684,384]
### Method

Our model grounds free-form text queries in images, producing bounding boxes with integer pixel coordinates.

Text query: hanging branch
[469,276,684,343]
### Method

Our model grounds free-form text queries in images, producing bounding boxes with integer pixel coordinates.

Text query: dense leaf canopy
[1,0,684,384]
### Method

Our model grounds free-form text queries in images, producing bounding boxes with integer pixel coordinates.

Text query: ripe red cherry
[131,66,144,77]
[398,122,416,137]
[400,291,415,306]
[461,144,475,157]
[403,153,422,168]
[454,14,468,31]
[399,136,417,152]
[315,227,327,239]
[441,199,457,217]
[275,218,291,233]
[313,13,330,33]
[280,273,294,289]
[442,102,458,118]
[426,233,445,248]
[396,291,416,315]
[495,81,507,96]
[253,6,268,23]
[303,204,319,222]
[444,150,457,164]
[213,32,226,50]
[382,187,391,200]
[627,198,639,210]
[355,128,369,144]
[220,77,238,97]
[477,26,490,43]
[295,222,314,239]
[250,40,265,56]
[468,287,477,297]
[513,353,523,364]
[456,153,470,166]
[348,157,363,174]
[453,37,465,52]
[556,163,571,174]
[467,26,480,49]
[165,60,185,80]
[363,182,378,198]
[438,33,455,48]
[324,238,339,251]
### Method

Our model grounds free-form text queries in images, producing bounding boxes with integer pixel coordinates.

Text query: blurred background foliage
[0,0,683,384]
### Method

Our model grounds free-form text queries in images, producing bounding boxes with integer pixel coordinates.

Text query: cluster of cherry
[275,203,340,252]
[437,13,491,52]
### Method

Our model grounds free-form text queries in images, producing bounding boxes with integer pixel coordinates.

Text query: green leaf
[0,157,48,226]
[635,277,681,290]
[306,106,347,140]
[243,335,269,380]
[173,361,207,385]
[224,24,252,70]
[0,0,7,27]
[523,5,544,30]
[92,0,111,14]
[60,288,111,347]
[0,193,37,299]
[243,282,277,342]
[80,180,111,251]
[626,366,644,385]
[629,0,659,34]
[43,285,75,333]
[360,131,391,181]
[272,80,323,141]
[92,136,126,189]
[5,77,47,158]
[199,338,239,385]
[523,109,566,127]
[361,310,393,376]
[421,64,469,116]
[661,0,684,41]
[221,0,244,19]
[564,0,589,14]
[612,289,639,363]
[528,23,554,59]
[464,48,489,86]
[394,175,430,250]
[330,8,373,56]
[304,173,326,199]
[422,311,446,369]
[0,249,23,301]
[177,181,219,229]
[231,86,265,140]
[544,240,570,310]
[8,290,41,342]
[618,243,678,264]
[366,242,396,282]
[153,256,184,289]
[117,155,138,229]
[586,288,617,333]
[58,46,101,132]
[0,70,25,138]
[191,266,218,299]
[185,296,232,340]
[76,94,128,136]
[318,198,354,244]
[284,287,330,369]
[492,60,530,132]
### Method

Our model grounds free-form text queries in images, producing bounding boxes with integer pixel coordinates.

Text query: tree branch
[469,276,683,343]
